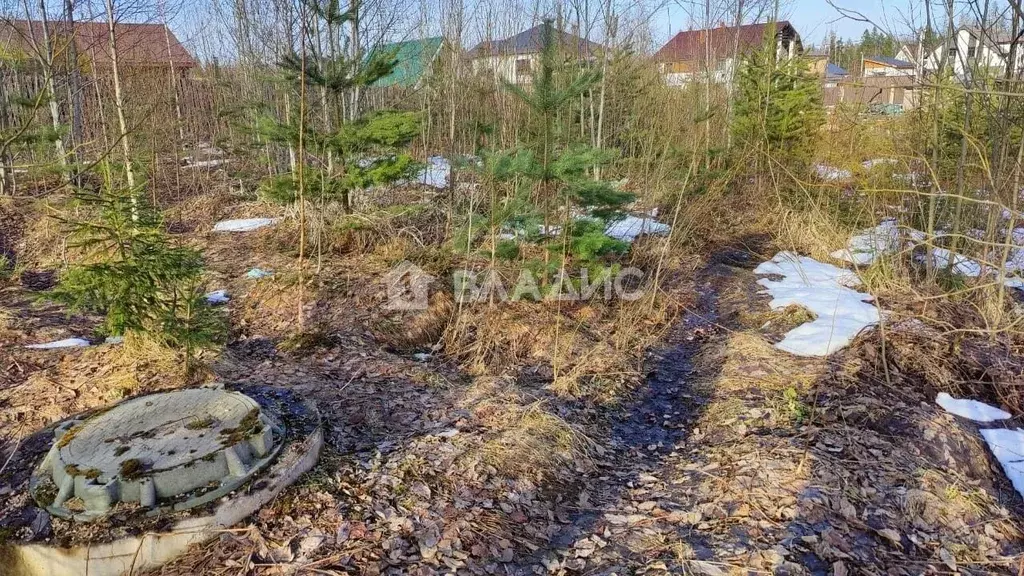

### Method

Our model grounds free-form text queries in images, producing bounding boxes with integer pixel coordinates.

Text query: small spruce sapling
[48,181,224,373]
[493,20,634,279]
[731,29,824,173]
[256,0,421,212]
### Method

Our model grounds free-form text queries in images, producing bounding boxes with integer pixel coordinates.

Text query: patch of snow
[212,218,281,233]
[205,290,230,304]
[754,252,880,357]
[831,219,905,265]
[413,352,433,362]
[936,392,1011,422]
[25,338,90,349]
[893,172,928,187]
[186,159,230,169]
[814,163,853,182]
[1005,277,1024,289]
[979,428,1024,501]
[417,156,450,189]
[605,215,671,243]
[246,268,273,280]
[862,158,898,170]
[104,336,124,345]
[926,247,984,277]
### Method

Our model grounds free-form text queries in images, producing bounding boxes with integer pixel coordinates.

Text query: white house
[914,28,1023,79]
[468,21,602,85]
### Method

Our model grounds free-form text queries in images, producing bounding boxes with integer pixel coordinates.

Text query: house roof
[864,55,914,69]
[0,20,195,68]
[825,63,848,78]
[468,22,603,58]
[369,37,443,88]
[653,21,800,62]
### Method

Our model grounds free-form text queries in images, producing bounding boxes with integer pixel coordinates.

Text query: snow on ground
[926,247,984,277]
[25,338,91,349]
[604,215,671,243]
[814,164,853,182]
[831,219,905,265]
[979,428,1024,502]
[500,213,670,244]
[205,290,230,304]
[755,252,880,356]
[936,392,1011,422]
[186,159,230,169]
[212,218,281,233]
[417,156,450,189]
[862,158,899,170]
[246,268,273,280]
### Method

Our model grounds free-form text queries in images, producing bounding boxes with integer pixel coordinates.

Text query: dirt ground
[1,185,1024,575]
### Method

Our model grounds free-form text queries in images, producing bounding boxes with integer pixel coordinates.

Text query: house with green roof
[370,36,445,89]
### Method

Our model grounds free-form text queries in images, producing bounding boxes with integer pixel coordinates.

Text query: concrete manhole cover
[29,388,283,521]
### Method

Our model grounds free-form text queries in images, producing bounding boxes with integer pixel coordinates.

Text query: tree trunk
[104,0,136,188]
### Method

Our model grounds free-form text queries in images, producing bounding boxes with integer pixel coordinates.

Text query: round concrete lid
[61,389,259,476]
[30,388,283,521]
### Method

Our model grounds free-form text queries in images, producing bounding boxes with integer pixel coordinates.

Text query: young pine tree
[731,30,824,175]
[256,0,421,212]
[497,20,634,279]
[48,182,223,373]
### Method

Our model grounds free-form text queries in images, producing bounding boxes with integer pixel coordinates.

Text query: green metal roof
[370,37,444,88]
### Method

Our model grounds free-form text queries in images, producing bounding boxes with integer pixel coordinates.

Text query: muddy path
[509,239,767,572]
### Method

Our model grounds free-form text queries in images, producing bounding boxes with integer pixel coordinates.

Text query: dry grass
[460,377,594,481]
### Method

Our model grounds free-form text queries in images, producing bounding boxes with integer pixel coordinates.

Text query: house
[806,48,828,76]
[920,27,1023,79]
[468,21,603,85]
[369,36,444,89]
[862,55,915,77]
[653,21,802,86]
[0,20,195,75]
[824,63,848,89]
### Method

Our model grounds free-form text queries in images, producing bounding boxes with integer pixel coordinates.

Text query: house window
[968,45,977,58]
[515,58,531,76]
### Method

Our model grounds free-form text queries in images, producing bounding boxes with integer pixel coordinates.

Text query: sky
[660,0,922,47]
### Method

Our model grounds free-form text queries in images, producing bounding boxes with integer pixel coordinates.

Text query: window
[968,45,977,58]
[515,58,531,76]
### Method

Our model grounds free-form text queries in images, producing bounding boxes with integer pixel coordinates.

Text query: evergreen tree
[256,0,420,212]
[494,20,634,278]
[732,31,825,173]
[48,181,224,373]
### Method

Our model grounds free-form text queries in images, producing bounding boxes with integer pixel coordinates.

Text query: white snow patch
[417,156,450,189]
[186,159,230,169]
[862,158,898,170]
[25,338,91,349]
[246,268,273,280]
[1005,277,1024,289]
[926,247,984,277]
[936,392,1011,422]
[205,290,230,304]
[213,218,281,233]
[604,215,671,243]
[754,252,880,356]
[814,164,852,182]
[980,428,1024,501]
[831,219,905,265]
